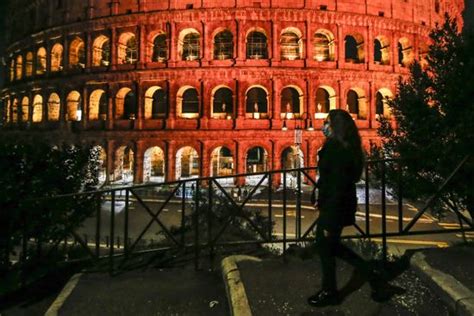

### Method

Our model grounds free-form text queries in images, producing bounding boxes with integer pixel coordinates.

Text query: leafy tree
[374,15,474,220]
[0,138,99,274]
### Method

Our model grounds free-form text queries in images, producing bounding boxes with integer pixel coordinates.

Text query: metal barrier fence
[13,157,474,275]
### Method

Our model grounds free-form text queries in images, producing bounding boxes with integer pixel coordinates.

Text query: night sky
[0,0,473,88]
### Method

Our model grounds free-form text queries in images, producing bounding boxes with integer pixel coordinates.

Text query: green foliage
[375,15,474,218]
[0,138,99,274]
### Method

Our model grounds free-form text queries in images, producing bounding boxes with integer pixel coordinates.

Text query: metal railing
[11,157,474,276]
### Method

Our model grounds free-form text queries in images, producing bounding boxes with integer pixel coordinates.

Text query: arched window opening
[11,99,19,123]
[145,87,167,119]
[246,87,268,118]
[314,31,335,61]
[246,147,268,173]
[345,35,364,63]
[50,44,64,72]
[92,35,111,66]
[36,47,47,75]
[32,95,43,123]
[211,146,234,177]
[182,88,199,115]
[9,60,15,82]
[315,88,330,115]
[16,55,23,80]
[281,87,301,118]
[118,33,138,64]
[5,99,11,122]
[113,146,134,183]
[398,38,413,67]
[69,37,86,68]
[47,93,61,121]
[246,31,268,59]
[181,32,201,61]
[375,89,393,118]
[25,52,33,77]
[212,87,233,117]
[89,89,107,121]
[144,146,165,183]
[213,30,234,60]
[347,90,359,118]
[152,34,168,62]
[21,97,29,122]
[373,38,391,65]
[281,146,305,186]
[115,88,136,119]
[176,146,200,179]
[92,145,107,184]
[66,91,82,121]
[281,31,301,60]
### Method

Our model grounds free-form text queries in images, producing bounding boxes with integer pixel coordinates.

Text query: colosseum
[0,0,464,187]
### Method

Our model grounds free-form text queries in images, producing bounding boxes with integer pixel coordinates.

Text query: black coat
[316,139,362,229]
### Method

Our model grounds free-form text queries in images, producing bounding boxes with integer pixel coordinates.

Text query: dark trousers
[315,224,369,291]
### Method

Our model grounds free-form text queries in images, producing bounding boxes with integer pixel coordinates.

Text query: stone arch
[69,37,86,68]
[373,35,390,65]
[281,145,305,187]
[9,59,14,82]
[47,93,61,121]
[21,96,29,122]
[246,28,268,59]
[398,37,414,67]
[246,146,269,173]
[175,146,200,179]
[313,29,335,61]
[344,33,365,63]
[50,43,64,72]
[144,86,167,119]
[11,98,19,123]
[346,88,367,120]
[89,89,107,121]
[177,86,199,118]
[281,85,304,118]
[211,85,234,118]
[25,52,33,77]
[245,85,269,119]
[143,146,165,183]
[118,32,138,64]
[36,47,47,74]
[210,146,234,177]
[150,32,168,62]
[280,27,303,60]
[66,91,82,121]
[375,88,393,118]
[92,35,111,66]
[15,55,23,80]
[115,87,136,119]
[315,85,337,119]
[213,29,234,60]
[114,145,134,183]
[178,28,201,61]
[32,94,43,123]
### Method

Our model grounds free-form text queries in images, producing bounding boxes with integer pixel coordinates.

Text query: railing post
[398,162,403,233]
[109,190,115,275]
[283,170,287,261]
[208,179,214,268]
[381,161,388,265]
[296,169,302,240]
[194,179,200,270]
[268,172,273,240]
[124,189,130,256]
[181,181,186,247]
[365,164,370,237]
[95,193,102,259]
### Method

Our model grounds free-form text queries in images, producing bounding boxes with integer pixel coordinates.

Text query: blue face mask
[322,122,331,137]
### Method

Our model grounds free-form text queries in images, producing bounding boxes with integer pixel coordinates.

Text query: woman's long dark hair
[327,109,365,180]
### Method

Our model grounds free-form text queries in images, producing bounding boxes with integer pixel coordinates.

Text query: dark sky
[0,0,472,88]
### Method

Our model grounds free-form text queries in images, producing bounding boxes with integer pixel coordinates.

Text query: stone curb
[411,252,474,316]
[44,273,82,316]
[221,255,262,316]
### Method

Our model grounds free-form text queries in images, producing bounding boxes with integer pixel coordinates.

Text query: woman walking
[308,109,393,307]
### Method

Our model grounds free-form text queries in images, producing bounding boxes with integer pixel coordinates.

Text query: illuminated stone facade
[1,0,464,186]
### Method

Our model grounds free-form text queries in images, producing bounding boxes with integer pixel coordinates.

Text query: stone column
[169,22,177,66]
[271,21,279,63]
[107,86,115,130]
[87,0,95,19]
[165,140,176,182]
[271,141,281,189]
[167,80,176,129]
[82,86,89,129]
[86,32,93,70]
[110,27,117,70]
[133,140,145,184]
[106,140,115,184]
[135,81,144,130]
[234,141,246,186]
[336,24,344,68]
[200,142,211,178]
[138,25,147,68]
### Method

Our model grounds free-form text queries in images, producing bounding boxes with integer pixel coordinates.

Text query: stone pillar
[87,0,95,19]
[106,139,115,184]
[86,32,93,70]
[271,21,279,63]
[167,80,176,129]
[237,20,245,62]
[111,0,119,15]
[169,22,177,66]
[336,24,344,68]
[110,27,117,70]
[234,141,246,186]
[366,25,373,70]
[138,25,147,68]
[271,79,281,127]
[199,80,208,129]
[271,141,281,188]
[201,142,211,178]
[338,80,344,110]
[82,86,89,129]
[133,140,145,184]
[368,81,374,128]
[107,88,115,130]
[165,140,176,182]
[135,81,144,130]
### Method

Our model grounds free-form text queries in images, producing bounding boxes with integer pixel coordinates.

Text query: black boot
[307,289,341,307]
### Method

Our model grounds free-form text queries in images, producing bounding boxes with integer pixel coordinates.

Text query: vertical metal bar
[283,170,287,260]
[109,191,115,274]
[124,189,130,256]
[268,173,273,240]
[381,161,387,265]
[95,193,101,259]
[398,162,403,233]
[21,209,27,288]
[208,179,213,267]
[181,182,186,247]
[365,163,370,237]
[194,179,200,270]
[296,169,302,240]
